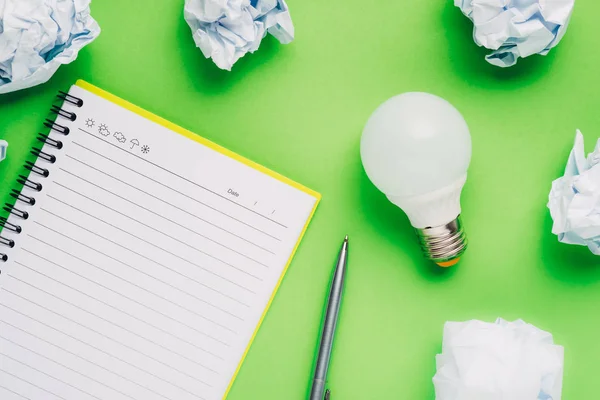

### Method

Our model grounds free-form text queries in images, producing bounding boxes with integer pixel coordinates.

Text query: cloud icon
[113,132,126,143]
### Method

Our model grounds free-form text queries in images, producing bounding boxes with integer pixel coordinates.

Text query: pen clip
[324,389,330,400]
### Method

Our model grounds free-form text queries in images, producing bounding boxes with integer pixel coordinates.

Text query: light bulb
[360,92,472,267]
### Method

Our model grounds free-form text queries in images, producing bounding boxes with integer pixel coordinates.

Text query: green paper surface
[1,1,599,398]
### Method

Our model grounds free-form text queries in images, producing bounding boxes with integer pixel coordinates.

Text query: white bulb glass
[360,92,472,265]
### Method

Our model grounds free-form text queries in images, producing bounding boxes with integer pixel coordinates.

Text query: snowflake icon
[98,123,110,136]
[141,145,150,154]
[85,118,95,128]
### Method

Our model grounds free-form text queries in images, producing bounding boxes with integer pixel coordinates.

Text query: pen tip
[344,235,348,241]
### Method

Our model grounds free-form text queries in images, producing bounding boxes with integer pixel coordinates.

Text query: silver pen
[309,235,348,400]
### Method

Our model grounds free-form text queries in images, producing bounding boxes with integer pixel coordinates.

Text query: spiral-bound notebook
[0,80,320,400]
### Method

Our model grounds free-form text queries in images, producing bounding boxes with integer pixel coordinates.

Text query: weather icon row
[86,118,150,154]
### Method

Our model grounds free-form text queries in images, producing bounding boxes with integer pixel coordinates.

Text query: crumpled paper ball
[184,0,294,71]
[433,319,564,400]
[0,140,7,162]
[454,0,575,67]
[548,130,600,255]
[0,0,101,94]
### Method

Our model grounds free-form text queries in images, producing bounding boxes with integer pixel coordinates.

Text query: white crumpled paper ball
[0,0,100,94]
[454,0,575,67]
[0,140,7,162]
[548,130,600,255]
[184,0,294,71]
[433,319,564,400]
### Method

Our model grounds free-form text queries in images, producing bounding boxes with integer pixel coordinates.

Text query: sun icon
[141,145,150,154]
[85,118,95,128]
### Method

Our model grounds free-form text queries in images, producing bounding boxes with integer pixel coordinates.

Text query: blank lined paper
[0,82,319,400]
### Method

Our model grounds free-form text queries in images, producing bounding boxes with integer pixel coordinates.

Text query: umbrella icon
[130,139,140,150]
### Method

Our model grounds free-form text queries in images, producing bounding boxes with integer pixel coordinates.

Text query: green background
[1,0,599,398]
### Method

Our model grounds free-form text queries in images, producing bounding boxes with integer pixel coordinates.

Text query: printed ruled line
[14,261,224,361]
[0,320,173,400]
[52,181,265,282]
[0,384,29,400]
[26,225,237,340]
[33,219,250,324]
[1,290,213,390]
[25,237,238,339]
[0,307,207,400]
[0,352,104,400]
[46,189,257,293]
[0,367,66,400]
[39,208,254,314]
[6,274,219,374]
[31,220,242,326]
[0,336,140,400]
[21,247,236,341]
[55,169,271,272]
[65,154,277,254]
[48,188,262,284]
[43,197,251,307]
[75,133,288,230]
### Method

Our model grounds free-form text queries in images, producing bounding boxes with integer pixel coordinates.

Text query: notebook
[0,80,320,400]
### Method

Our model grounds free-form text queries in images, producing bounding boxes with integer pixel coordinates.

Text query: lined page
[0,83,319,400]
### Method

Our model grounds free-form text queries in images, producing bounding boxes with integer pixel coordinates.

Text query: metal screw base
[415,216,467,264]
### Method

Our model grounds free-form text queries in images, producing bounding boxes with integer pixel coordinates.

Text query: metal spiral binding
[0,217,21,234]
[24,160,50,177]
[0,90,84,265]
[30,147,57,163]
[2,204,29,220]
[50,105,77,121]
[17,175,43,192]
[58,91,84,107]
[0,236,14,248]
[37,133,63,150]
[10,189,36,206]
[44,119,70,135]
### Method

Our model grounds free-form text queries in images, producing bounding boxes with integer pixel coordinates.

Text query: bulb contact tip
[436,258,461,268]
[415,216,467,266]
